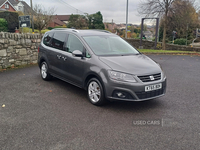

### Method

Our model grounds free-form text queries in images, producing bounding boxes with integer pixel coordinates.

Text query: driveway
[0,54,199,150]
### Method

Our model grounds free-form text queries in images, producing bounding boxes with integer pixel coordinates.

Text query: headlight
[156,63,166,79]
[108,71,137,82]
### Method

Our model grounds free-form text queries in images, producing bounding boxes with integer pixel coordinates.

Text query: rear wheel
[87,78,106,106]
[40,61,52,81]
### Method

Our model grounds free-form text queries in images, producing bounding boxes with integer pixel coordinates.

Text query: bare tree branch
[33,4,55,34]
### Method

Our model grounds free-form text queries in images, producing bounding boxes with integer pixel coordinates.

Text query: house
[48,15,70,28]
[104,22,117,32]
[0,0,32,15]
[48,18,65,28]
[143,31,154,40]
[54,15,70,24]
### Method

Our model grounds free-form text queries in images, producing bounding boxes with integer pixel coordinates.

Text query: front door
[63,34,86,86]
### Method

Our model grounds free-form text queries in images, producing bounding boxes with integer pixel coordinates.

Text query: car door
[63,34,88,86]
[48,31,69,78]
[42,31,55,72]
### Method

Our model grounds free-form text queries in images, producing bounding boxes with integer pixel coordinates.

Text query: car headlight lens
[156,63,166,79]
[108,71,137,82]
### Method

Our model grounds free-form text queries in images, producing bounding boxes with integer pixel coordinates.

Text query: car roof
[47,28,116,36]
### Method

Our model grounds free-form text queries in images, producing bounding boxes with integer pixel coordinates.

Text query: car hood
[99,54,161,75]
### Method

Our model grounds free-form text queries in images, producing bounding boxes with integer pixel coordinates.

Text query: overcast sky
[23,0,147,25]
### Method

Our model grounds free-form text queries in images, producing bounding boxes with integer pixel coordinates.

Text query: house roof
[52,18,65,26]
[0,0,6,6]
[54,15,70,21]
[20,1,33,15]
[8,0,18,5]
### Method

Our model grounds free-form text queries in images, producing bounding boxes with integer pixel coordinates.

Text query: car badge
[150,76,154,80]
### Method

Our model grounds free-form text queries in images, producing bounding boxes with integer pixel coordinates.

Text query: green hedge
[174,38,187,45]
[0,11,19,32]
[0,18,8,32]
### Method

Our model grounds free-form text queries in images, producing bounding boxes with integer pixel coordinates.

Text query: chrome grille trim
[138,73,161,82]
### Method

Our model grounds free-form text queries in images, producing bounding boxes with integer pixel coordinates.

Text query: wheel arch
[84,73,106,94]
[39,56,48,68]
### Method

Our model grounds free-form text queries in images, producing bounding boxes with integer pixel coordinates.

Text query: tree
[88,11,105,29]
[0,18,8,32]
[159,0,200,43]
[139,0,177,49]
[67,14,88,29]
[33,4,55,34]
[140,23,148,31]
[139,0,199,49]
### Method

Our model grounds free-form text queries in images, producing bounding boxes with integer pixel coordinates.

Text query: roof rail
[52,28,68,30]
[52,28,79,33]
[72,29,79,33]
[91,29,111,33]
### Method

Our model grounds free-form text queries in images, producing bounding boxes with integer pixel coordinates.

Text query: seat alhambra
[38,29,166,105]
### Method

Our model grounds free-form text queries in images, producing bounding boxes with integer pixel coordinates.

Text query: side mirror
[72,50,83,57]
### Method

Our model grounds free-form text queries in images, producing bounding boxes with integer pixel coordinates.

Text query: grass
[138,49,200,56]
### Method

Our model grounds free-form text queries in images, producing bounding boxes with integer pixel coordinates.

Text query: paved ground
[0,55,200,150]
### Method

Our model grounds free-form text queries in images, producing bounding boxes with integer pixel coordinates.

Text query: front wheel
[40,61,52,81]
[87,78,106,106]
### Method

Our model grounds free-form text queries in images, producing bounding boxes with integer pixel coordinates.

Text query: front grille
[138,73,161,82]
[135,88,165,99]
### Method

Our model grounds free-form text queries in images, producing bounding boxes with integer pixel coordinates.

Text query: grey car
[38,29,166,105]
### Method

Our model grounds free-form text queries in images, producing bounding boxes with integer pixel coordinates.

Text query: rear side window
[51,32,67,50]
[43,32,54,46]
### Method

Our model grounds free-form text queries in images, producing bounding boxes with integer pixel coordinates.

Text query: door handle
[57,55,61,59]
[62,56,67,61]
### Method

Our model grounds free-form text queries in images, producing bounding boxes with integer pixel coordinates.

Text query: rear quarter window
[43,32,54,46]
[51,32,68,50]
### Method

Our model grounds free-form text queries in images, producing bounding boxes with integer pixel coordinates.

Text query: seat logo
[150,76,154,80]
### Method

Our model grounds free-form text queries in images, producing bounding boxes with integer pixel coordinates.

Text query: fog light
[117,92,126,98]
[112,90,135,100]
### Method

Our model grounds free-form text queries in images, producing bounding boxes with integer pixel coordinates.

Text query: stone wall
[0,32,200,70]
[0,32,41,69]
[126,39,200,52]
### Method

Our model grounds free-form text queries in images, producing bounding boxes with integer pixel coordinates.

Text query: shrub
[18,27,49,34]
[47,27,54,30]
[19,27,31,33]
[54,26,67,28]
[0,18,8,32]
[0,11,19,32]
[41,29,49,34]
[174,38,187,45]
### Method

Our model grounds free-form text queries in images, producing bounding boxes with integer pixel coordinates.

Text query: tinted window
[51,32,67,50]
[43,32,54,46]
[66,34,83,53]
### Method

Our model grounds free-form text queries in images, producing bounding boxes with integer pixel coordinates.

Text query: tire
[40,61,52,81]
[87,78,106,106]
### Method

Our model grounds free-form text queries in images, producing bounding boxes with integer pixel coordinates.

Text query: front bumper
[104,78,167,102]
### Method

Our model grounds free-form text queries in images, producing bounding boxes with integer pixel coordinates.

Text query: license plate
[145,83,162,92]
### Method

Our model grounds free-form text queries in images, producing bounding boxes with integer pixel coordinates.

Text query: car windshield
[83,35,140,56]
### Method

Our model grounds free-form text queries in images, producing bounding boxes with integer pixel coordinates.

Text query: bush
[19,27,31,33]
[54,26,67,28]
[0,11,19,32]
[41,29,50,34]
[47,27,54,30]
[174,38,187,45]
[0,18,8,32]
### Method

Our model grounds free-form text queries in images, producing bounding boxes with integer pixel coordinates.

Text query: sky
[23,0,146,25]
